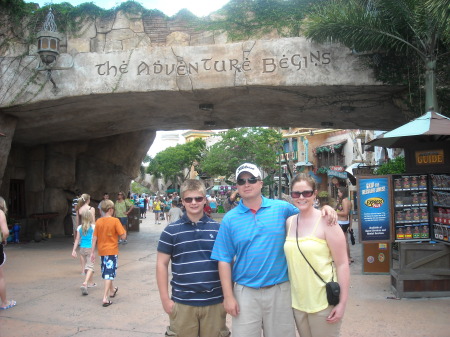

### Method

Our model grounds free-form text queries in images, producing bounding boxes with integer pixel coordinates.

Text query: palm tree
[302,0,450,114]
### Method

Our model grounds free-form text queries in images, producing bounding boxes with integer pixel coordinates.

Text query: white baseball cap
[236,163,262,179]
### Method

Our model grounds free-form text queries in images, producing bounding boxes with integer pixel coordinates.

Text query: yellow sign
[415,149,444,165]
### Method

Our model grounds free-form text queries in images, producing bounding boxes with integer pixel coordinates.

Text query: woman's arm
[325,223,350,323]
[72,228,80,257]
[0,210,9,243]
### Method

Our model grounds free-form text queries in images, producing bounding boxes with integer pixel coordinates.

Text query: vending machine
[392,173,450,244]
[430,174,450,243]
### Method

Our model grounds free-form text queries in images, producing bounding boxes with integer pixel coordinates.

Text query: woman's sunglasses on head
[290,190,314,198]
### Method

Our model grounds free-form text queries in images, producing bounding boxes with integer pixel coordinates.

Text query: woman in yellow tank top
[284,174,349,337]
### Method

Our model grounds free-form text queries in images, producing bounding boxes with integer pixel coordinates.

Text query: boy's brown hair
[101,199,115,213]
[180,179,206,199]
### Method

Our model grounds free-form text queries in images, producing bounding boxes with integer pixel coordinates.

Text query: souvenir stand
[365,111,450,298]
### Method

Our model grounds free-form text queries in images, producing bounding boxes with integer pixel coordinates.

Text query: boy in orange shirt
[90,200,126,307]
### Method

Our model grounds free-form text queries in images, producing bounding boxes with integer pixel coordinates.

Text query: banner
[358,177,391,242]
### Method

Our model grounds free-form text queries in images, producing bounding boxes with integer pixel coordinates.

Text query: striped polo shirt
[72,197,79,216]
[211,196,299,288]
[157,214,223,306]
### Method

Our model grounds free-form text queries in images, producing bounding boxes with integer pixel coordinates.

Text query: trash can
[128,208,140,232]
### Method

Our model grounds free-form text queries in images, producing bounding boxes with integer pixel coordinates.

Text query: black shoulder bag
[295,215,340,306]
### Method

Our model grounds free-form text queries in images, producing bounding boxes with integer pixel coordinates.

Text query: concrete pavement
[0,215,448,337]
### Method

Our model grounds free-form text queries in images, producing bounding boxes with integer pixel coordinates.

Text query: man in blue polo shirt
[211,163,336,337]
[156,179,230,337]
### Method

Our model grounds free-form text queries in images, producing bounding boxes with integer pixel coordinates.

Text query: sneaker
[80,285,88,296]
[122,240,128,245]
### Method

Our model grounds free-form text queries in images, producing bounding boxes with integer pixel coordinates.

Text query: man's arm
[321,204,338,225]
[219,261,240,317]
[156,252,175,314]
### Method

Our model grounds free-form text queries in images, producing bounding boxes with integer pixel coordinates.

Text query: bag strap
[295,214,334,285]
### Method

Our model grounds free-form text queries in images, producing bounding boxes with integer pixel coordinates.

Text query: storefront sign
[358,177,391,242]
[327,169,347,179]
[415,149,444,165]
[329,166,344,172]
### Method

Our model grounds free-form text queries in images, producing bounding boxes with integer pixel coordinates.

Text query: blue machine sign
[359,177,391,242]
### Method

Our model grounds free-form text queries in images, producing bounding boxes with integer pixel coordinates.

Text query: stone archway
[0,13,409,235]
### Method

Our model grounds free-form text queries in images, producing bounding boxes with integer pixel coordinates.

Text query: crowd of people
[1,161,352,337]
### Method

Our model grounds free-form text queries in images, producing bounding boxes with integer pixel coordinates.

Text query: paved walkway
[0,215,448,337]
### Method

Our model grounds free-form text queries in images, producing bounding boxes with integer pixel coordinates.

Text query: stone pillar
[0,114,17,194]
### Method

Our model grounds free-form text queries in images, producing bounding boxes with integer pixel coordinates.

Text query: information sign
[358,176,391,242]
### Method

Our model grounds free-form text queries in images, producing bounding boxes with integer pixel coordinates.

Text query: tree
[131,181,151,195]
[375,156,406,175]
[200,0,326,40]
[302,0,450,115]
[146,138,206,182]
[199,127,283,181]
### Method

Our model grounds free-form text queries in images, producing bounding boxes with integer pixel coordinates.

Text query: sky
[28,0,230,17]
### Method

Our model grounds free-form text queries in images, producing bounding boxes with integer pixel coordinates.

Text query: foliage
[375,156,406,175]
[199,127,283,180]
[317,190,328,197]
[0,0,169,35]
[146,138,206,181]
[302,0,450,116]
[315,143,344,154]
[131,181,150,195]
[197,0,327,40]
[316,166,328,174]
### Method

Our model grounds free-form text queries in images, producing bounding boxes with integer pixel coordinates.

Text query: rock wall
[3,129,156,237]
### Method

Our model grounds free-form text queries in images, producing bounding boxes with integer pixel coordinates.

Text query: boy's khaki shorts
[166,302,230,337]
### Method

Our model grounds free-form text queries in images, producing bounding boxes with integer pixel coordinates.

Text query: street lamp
[37,8,60,67]
[36,8,73,93]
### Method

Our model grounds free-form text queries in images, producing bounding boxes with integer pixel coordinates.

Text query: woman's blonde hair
[80,209,93,235]
[0,196,7,215]
[76,193,90,211]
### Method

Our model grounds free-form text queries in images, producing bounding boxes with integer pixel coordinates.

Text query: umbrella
[366,111,450,148]
[345,163,363,186]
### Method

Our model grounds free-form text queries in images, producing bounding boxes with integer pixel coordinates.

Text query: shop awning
[315,139,347,153]
[295,161,314,167]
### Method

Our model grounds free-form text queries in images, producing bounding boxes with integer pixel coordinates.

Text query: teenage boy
[90,200,126,307]
[211,163,336,337]
[156,180,230,337]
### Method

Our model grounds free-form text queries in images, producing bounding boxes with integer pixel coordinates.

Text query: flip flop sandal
[0,300,17,310]
[102,300,112,307]
[87,283,97,288]
[110,287,118,298]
